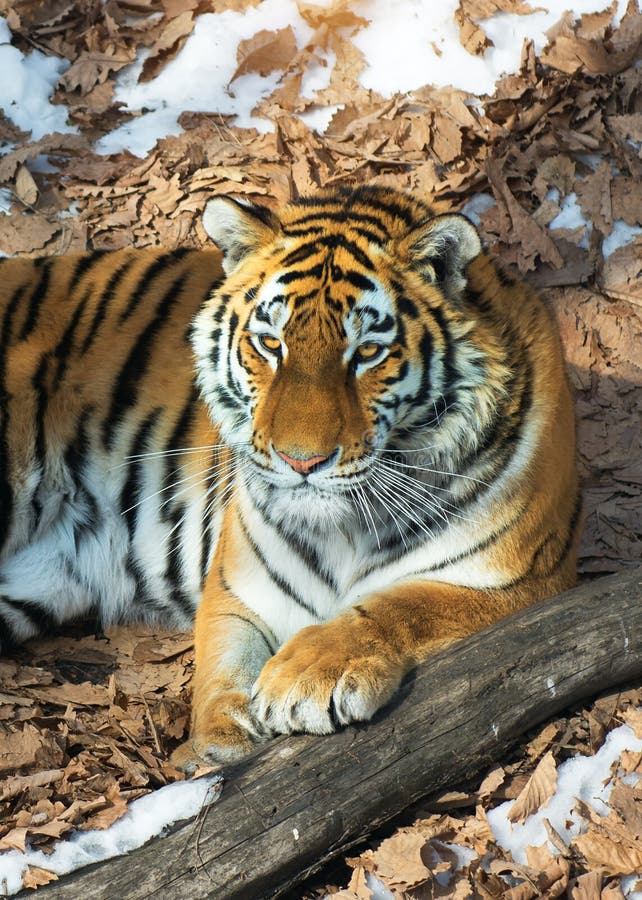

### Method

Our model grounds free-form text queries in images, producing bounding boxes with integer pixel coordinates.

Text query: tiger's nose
[276,449,332,475]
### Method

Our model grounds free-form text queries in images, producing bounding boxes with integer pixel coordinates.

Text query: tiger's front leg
[171,567,276,774]
[249,581,521,736]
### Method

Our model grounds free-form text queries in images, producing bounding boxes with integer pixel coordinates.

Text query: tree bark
[39,566,642,900]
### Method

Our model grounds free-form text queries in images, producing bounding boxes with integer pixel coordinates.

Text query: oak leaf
[231,27,298,83]
[508,751,558,823]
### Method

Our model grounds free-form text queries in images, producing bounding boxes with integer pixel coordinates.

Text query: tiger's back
[0,248,224,645]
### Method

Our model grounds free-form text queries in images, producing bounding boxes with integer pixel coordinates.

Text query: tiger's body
[0,187,580,768]
[0,249,224,642]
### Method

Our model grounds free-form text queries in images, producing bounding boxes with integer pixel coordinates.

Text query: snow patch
[487,724,642,865]
[0,17,74,141]
[460,192,496,226]
[352,0,626,97]
[0,775,222,897]
[603,220,642,257]
[95,0,628,157]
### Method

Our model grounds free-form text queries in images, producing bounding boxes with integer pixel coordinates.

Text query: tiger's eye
[356,342,383,362]
[258,334,282,354]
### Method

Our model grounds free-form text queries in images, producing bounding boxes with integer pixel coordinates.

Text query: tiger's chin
[267,483,357,534]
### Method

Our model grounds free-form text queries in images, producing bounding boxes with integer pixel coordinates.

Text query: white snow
[352,0,625,97]
[0,774,222,897]
[487,724,642,865]
[460,192,496,225]
[95,0,628,157]
[603,219,642,257]
[0,18,74,141]
[95,0,329,156]
[548,191,588,232]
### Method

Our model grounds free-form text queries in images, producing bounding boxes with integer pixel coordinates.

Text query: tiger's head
[192,186,499,531]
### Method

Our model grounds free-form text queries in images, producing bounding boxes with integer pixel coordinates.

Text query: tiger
[0,186,580,771]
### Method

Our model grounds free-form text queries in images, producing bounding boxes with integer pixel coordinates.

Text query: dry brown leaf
[508,752,558,823]
[542,2,642,75]
[27,681,112,707]
[573,831,642,875]
[346,863,374,899]
[22,866,58,890]
[59,47,135,95]
[231,27,298,83]
[455,0,537,57]
[477,765,506,802]
[608,113,642,143]
[486,159,564,272]
[622,707,642,739]
[571,870,603,900]
[140,11,195,83]
[14,165,39,207]
[525,841,555,869]
[371,830,431,891]
[0,133,90,184]
[297,0,368,30]
[608,782,642,840]
[575,161,612,235]
[576,2,617,40]
[0,769,65,802]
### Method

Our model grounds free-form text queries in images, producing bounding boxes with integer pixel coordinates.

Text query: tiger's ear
[202,197,280,274]
[408,214,482,297]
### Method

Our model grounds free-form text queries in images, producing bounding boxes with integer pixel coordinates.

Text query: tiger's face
[192,187,484,529]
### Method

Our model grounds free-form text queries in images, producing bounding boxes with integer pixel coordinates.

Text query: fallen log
[40,566,642,900]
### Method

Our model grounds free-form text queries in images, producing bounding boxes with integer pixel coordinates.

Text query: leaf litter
[0,0,641,892]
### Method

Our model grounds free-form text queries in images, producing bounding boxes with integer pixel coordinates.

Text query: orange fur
[0,188,579,773]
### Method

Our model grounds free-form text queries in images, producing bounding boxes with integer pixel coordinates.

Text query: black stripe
[162,391,198,522]
[547,488,583,576]
[32,353,51,481]
[103,275,184,450]
[126,554,166,618]
[223,611,275,657]
[0,286,25,553]
[200,484,216,585]
[169,586,195,621]
[277,263,325,285]
[19,258,51,340]
[68,251,108,294]
[425,498,531,574]
[80,259,136,355]
[3,597,57,634]
[344,270,375,293]
[426,302,457,398]
[0,610,19,649]
[459,370,533,509]
[118,249,189,324]
[283,530,340,595]
[53,287,91,385]
[238,513,319,618]
[120,409,162,539]
[487,488,582,593]
[280,243,320,267]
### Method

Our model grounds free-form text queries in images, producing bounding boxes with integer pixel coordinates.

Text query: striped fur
[0,248,224,645]
[0,186,579,769]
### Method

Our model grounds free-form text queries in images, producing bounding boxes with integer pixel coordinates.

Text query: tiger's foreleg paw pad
[171,691,267,773]
[249,627,404,736]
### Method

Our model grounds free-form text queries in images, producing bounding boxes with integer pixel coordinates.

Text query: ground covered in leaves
[0,0,642,894]
[315,690,642,899]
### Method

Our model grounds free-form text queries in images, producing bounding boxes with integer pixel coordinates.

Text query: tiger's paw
[170,691,266,774]
[249,623,405,736]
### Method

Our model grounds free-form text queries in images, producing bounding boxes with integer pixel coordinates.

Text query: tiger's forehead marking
[250,265,398,348]
[343,281,397,345]
[248,274,291,333]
